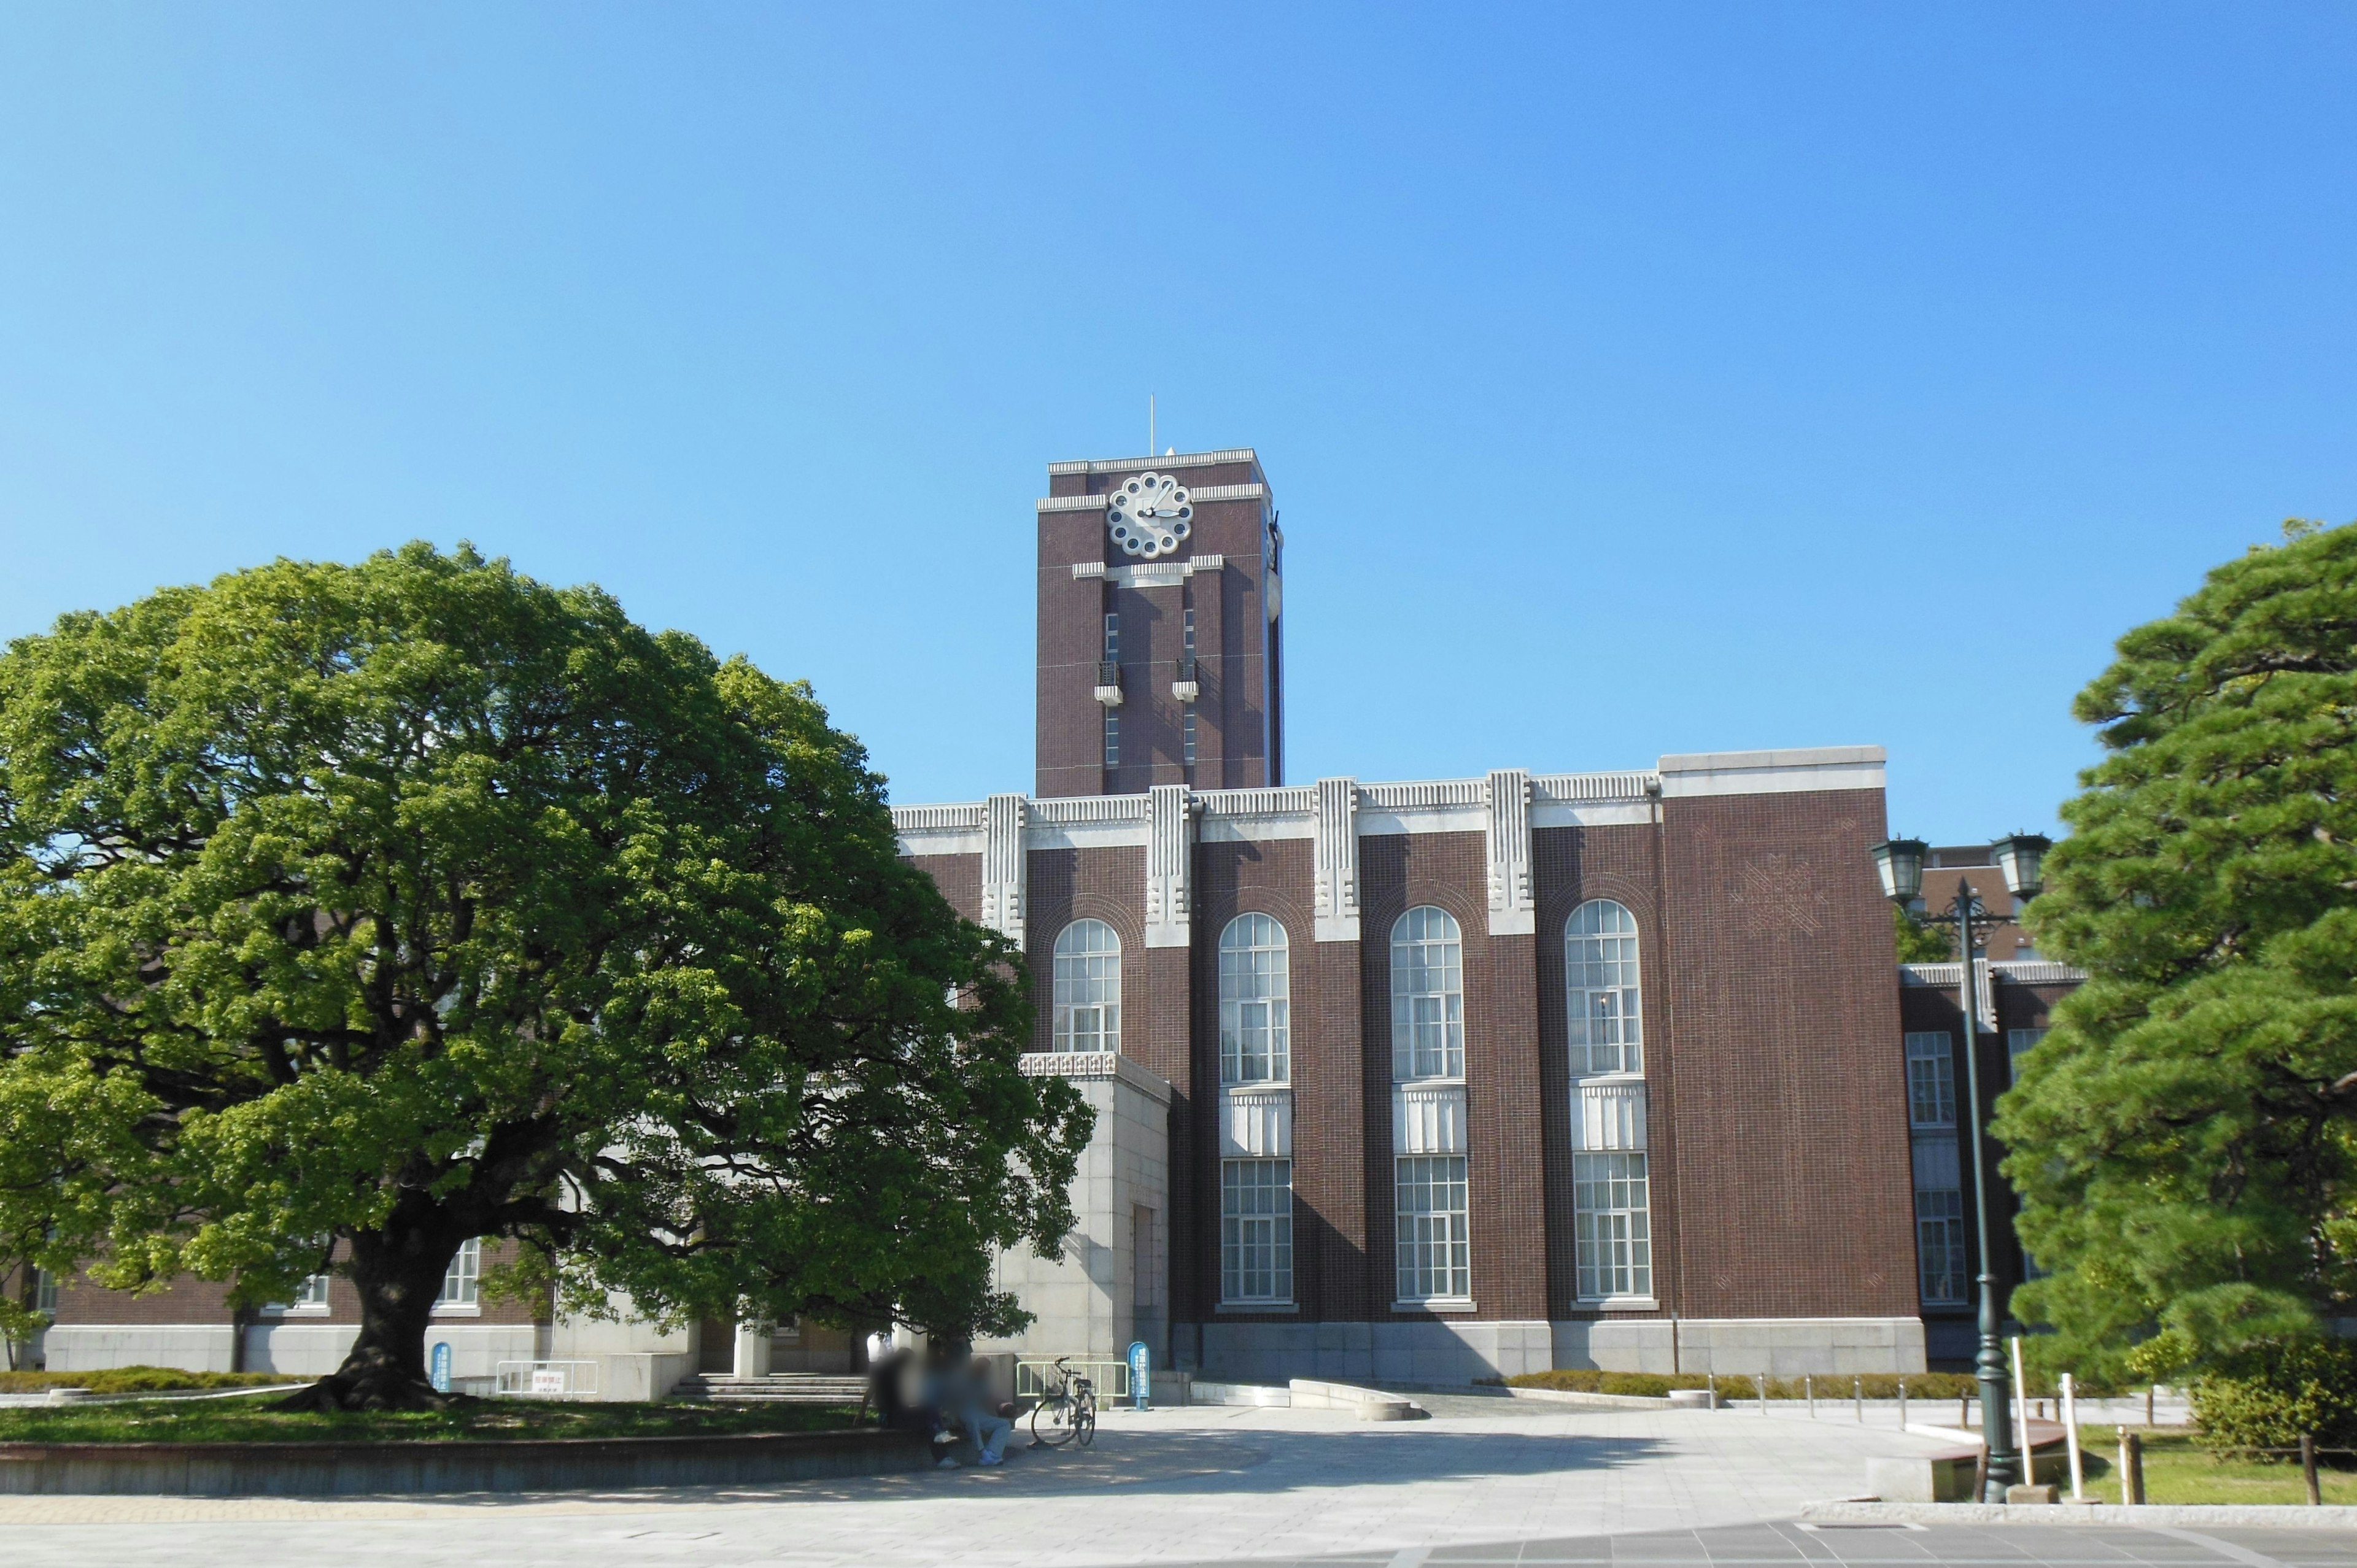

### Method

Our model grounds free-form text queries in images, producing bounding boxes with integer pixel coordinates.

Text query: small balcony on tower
[1094,660,1123,706]
[1170,657,1199,705]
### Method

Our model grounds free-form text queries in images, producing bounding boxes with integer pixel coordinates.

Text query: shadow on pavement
[255,1423,1679,1510]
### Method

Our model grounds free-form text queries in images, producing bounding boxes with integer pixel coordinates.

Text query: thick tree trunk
[277,1224,468,1412]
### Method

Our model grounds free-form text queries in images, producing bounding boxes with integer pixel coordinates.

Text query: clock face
[1106,471,1193,558]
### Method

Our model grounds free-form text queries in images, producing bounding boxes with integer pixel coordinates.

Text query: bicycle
[1028,1356,1097,1448]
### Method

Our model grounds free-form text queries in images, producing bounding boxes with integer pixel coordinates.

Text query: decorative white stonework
[1314,777,1360,943]
[1571,1081,1647,1151]
[1485,768,1534,936]
[1393,1082,1468,1155]
[1017,1049,1174,1104]
[1145,784,1194,949]
[982,793,1028,949]
[1359,777,1487,836]
[1218,1086,1293,1157]
[890,801,986,856]
[1072,555,1224,589]
[1530,771,1658,829]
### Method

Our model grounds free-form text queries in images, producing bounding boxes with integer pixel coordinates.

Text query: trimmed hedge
[1503,1369,1982,1400]
[2193,1342,2357,1453]
[0,1365,300,1394]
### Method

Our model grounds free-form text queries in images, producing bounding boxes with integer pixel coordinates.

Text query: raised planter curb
[1803,1500,2357,1527]
[1492,1386,1676,1411]
[0,1426,929,1496]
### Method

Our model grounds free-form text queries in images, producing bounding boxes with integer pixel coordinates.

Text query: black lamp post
[1870,831,2050,1502]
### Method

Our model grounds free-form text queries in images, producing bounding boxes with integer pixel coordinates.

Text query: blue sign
[1127,1340,1151,1411]
[429,1342,452,1394]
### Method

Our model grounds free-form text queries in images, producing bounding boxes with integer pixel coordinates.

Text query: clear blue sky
[4,6,2353,839]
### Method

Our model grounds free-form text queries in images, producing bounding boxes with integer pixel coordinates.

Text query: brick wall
[1657,789,1917,1321]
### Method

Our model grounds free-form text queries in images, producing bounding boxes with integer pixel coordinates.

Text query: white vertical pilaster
[1314,776,1361,943]
[981,793,1028,950]
[1144,784,1193,949]
[1485,768,1535,935]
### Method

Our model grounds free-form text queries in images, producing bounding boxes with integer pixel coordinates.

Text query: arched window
[1390,906,1464,1080]
[1218,914,1290,1084]
[1051,919,1122,1052]
[1566,900,1641,1076]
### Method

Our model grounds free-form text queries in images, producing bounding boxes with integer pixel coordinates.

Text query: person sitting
[958,1355,1013,1467]
[870,1346,958,1469]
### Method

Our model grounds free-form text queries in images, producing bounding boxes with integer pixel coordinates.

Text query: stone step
[673,1373,868,1405]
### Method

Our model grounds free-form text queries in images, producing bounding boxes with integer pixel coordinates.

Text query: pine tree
[1997,519,2357,1383]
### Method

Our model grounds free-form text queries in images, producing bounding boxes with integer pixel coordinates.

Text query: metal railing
[493,1359,601,1400]
[1096,660,1121,687]
[1015,1356,1131,1400]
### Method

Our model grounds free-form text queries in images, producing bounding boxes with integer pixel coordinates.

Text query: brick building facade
[8,444,2072,1390]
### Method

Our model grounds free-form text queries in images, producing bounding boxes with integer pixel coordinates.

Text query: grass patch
[0,1399,865,1446]
[2072,1426,2357,1506]
[0,1366,296,1395]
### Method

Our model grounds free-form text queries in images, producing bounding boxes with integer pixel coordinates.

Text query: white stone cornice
[1019,1049,1174,1104]
[1072,554,1226,587]
[1047,448,1260,476]
[1656,746,1885,798]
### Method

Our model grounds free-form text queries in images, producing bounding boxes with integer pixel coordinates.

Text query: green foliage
[0,1365,295,1394]
[1997,518,2357,1386]
[0,1397,860,1445]
[2192,1338,2357,1451]
[1894,905,1956,963]
[0,543,1088,1381]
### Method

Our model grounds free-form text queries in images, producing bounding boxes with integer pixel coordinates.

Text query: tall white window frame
[1220,1158,1293,1304]
[437,1237,481,1310]
[1912,1138,1967,1305]
[33,1267,58,1316]
[1102,710,1120,769]
[1052,919,1123,1053]
[1218,914,1291,1085]
[1183,710,1198,768]
[1390,906,1465,1081]
[1905,1032,1957,1128]
[1573,1151,1652,1299]
[1916,1188,1968,1305]
[1395,1154,1471,1301]
[2007,1027,2048,1086]
[1566,900,1643,1076]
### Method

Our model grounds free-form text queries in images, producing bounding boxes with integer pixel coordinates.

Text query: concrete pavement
[0,1398,2345,1568]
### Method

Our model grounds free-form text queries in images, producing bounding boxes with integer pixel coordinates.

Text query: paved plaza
[2,1398,2350,1568]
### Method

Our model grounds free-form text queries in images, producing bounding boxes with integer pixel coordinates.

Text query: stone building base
[1552,1316,1927,1375]
[1193,1319,1553,1385]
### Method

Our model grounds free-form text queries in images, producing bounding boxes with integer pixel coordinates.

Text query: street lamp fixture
[1870,832,2045,1501]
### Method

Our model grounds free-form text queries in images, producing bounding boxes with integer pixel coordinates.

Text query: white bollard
[2062,1373,2085,1502]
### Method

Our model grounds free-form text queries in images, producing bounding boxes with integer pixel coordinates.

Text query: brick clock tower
[1035,449,1283,798]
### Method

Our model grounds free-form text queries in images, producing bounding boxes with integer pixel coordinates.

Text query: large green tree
[0,543,1086,1408]
[1997,520,2357,1385]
